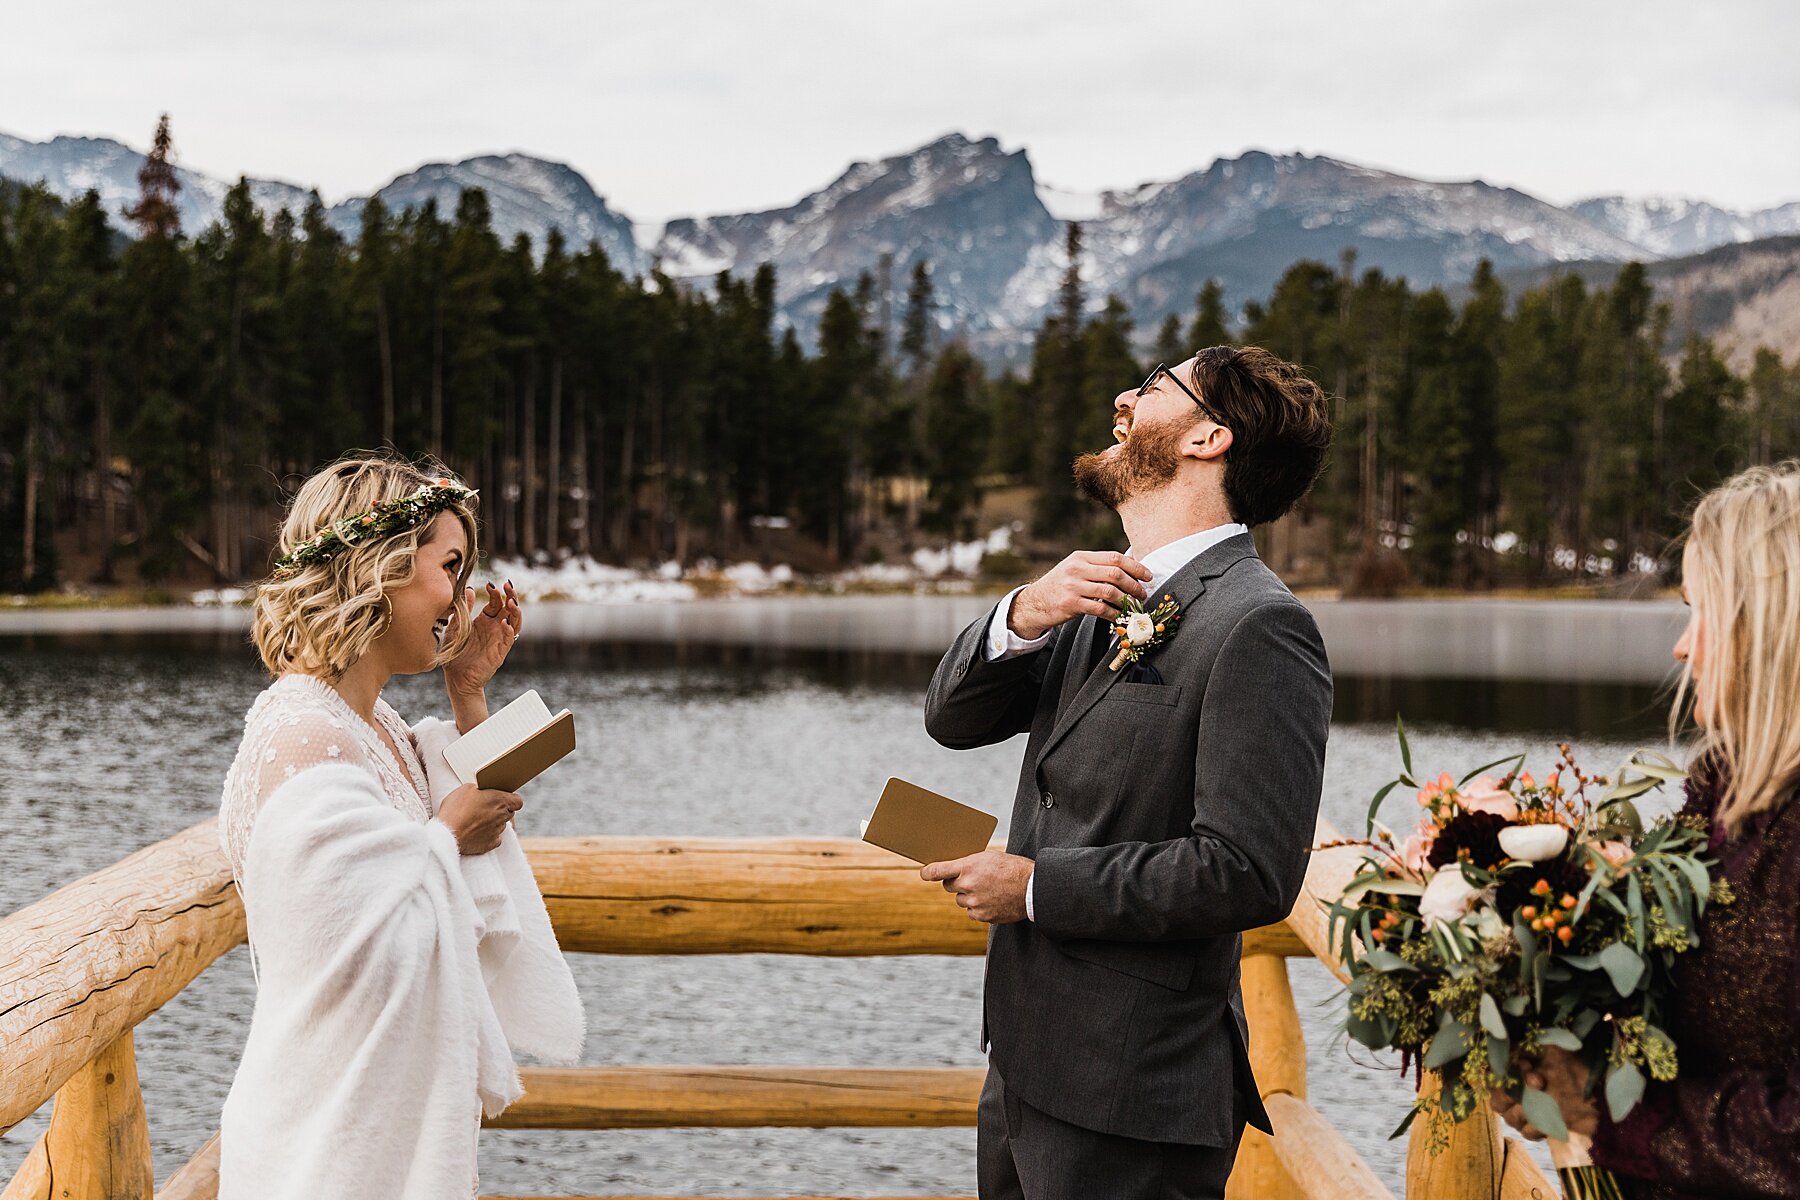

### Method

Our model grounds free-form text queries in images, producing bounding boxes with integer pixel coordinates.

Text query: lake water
[0,597,1686,1196]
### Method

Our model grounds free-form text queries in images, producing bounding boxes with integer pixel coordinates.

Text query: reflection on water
[0,629,1680,1195]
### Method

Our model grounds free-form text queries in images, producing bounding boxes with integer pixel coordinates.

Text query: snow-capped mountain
[0,134,642,272]
[0,131,315,232]
[4,126,1797,359]
[341,153,643,273]
[1571,195,1800,259]
[654,133,1062,349]
[1075,151,1657,333]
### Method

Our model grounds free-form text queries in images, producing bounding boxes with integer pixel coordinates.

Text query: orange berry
[1531,918,1546,932]
[1557,927,1574,944]
[1533,880,1551,895]
[1521,906,1538,920]
[1561,895,1577,910]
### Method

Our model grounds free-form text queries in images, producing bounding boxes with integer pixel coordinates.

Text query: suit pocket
[1106,682,1183,707]
[1057,938,1196,991]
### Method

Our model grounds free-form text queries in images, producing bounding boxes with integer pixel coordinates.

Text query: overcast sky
[4,0,1795,222]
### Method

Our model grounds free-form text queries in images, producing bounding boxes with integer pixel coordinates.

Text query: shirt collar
[1128,522,1250,592]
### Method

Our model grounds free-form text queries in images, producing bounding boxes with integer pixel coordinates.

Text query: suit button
[1041,792,1055,810]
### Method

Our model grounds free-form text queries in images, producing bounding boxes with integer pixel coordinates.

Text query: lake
[0,596,1688,1195]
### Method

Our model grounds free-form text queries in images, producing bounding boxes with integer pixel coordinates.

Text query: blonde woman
[1494,463,1800,1197]
[216,455,583,1200]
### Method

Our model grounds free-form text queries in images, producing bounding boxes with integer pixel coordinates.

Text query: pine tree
[1186,280,1232,350]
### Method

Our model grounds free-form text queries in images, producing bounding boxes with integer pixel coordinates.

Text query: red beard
[1072,413,1192,509]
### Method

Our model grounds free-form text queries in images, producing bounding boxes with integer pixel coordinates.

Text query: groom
[922,346,1334,1198]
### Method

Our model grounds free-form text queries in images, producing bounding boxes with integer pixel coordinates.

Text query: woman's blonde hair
[252,453,479,680]
[1673,460,1800,833]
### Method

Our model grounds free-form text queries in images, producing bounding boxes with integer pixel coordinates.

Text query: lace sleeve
[220,690,377,884]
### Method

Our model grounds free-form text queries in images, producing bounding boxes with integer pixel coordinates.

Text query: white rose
[1126,613,1157,643]
[1418,865,1483,929]
[1498,824,1570,863]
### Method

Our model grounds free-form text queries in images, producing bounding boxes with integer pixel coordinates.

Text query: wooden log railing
[0,818,1559,1200]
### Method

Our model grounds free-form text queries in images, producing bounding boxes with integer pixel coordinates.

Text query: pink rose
[1457,776,1520,821]
[1401,832,1435,876]
[1599,840,1634,869]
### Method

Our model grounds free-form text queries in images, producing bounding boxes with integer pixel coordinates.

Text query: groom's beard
[1072,413,1190,509]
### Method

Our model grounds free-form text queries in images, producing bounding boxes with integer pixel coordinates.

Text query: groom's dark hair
[1186,346,1332,528]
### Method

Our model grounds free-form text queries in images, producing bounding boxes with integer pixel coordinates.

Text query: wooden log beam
[155,1132,222,1200]
[1228,954,1308,1200]
[1263,1092,1397,1200]
[1406,1072,1505,1199]
[1289,819,1362,985]
[485,1065,984,1130]
[522,836,1307,958]
[1,1031,153,1200]
[0,821,244,1134]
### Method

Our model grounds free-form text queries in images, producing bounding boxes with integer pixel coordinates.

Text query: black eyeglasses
[1136,360,1229,429]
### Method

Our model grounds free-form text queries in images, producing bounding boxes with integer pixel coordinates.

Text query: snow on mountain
[0,133,641,271]
[1080,152,1656,330]
[0,131,315,232]
[6,125,1798,361]
[1572,195,1800,258]
[341,153,643,272]
[653,133,1062,353]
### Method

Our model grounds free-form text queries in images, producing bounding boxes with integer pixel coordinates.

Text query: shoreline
[0,593,1687,686]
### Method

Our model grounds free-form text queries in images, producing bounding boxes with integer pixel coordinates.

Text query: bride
[216,454,583,1199]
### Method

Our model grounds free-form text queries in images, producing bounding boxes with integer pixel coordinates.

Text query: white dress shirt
[982,522,1250,920]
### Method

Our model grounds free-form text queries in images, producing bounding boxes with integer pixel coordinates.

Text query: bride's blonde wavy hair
[253,453,479,681]
[1672,460,1800,834]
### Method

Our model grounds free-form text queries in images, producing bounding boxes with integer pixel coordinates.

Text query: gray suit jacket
[924,533,1331,1148]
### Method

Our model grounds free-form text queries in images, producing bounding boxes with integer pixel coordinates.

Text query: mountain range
[4,128,1797,362]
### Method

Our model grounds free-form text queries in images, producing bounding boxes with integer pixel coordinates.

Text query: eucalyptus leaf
[1424,1024,1472,1070]
[1396,714,1415,778]
[1362,948,1417,973]
[1459,753,1525,786]
[1479,993,1508,1039]
[1628,873,1647,948]
[1346,1010,1395,1049]
[1605,1061,1647,1122]
[1520,1085,1569,1141]
[1488,1033,1511,1081]
[1537,1027,1583,1051]
[1365,778,1401,836]
[1387,1106,1420,1141]
[1502,994,1529,1017]
[1598,941,1647,995]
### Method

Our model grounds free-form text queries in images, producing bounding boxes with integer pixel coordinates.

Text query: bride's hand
[443,581,521,698]
[438,783,522,855]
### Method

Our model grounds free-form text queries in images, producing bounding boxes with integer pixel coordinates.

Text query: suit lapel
[1037,532,1259,762]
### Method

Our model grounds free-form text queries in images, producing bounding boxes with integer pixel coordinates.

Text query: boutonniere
[1109,593,1183,671]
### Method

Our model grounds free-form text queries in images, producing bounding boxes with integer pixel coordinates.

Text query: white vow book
[442,689,576,791]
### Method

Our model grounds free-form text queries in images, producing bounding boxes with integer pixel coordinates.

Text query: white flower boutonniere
[1109,593,1183,671]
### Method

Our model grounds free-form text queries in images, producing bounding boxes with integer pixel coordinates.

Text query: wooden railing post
[1,1030,153,1200]
[1228,952,1309,1200]
[1404,1069,1503,1199]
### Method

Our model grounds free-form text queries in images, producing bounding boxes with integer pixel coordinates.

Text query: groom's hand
[920,850,1034,924]
[1009,551,1152,640]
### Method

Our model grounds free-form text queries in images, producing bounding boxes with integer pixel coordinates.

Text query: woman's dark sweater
[1591,769,1800,1198]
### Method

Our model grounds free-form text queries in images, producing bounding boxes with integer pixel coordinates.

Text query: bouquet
[1327,720,1729,1199]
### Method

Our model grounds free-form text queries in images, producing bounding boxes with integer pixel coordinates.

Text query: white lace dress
[215,674,584,1200]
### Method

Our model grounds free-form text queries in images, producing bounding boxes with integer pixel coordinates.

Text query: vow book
[860,777,998,865]
[442,689,576,791]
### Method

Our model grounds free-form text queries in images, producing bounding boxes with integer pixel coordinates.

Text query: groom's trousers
[977,1067,1242,1200]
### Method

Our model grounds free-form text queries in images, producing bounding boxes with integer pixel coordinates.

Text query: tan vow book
[860,777,998,865]
[442,689,576,791]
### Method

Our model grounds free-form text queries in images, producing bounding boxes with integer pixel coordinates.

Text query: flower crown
[270,478,478,581]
